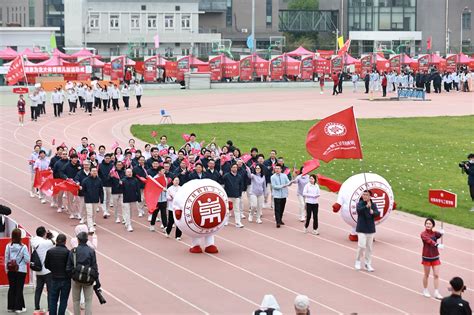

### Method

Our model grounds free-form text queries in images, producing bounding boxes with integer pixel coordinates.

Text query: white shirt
[121,86,130,97]
[76,86,85,98]
[134,84,143,96]
[302,183,320,204]
[51,91,63,103]
[30,236,55,275]
[39,90,46,102]
[67,90,78,102]
[111,87,120,99]
[84,89,94,102]
[29,94,41,107]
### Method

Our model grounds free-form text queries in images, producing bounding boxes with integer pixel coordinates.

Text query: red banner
[314,58,330,74]
[428,189,457,208]
[34,169,53,188]
[6,56,25,85]
[144,56,157,82]
[24,66,87,74]
[317,50,334,59]
[144,175,167,213]
[306,107,363,163]
[300,56,314,80]
[360,55,373,75]
[445,55,457,72]
[176,56,190,81]
[209,56,223,81]
[331,55,344,73]
[110,56,124,80]
[164,61,177,79]
[270,56,285,80]
[13,87,29,94]
[418,54,430,72]
[389,55,401,73]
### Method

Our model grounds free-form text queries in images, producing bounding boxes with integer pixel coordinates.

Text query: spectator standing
[222,164,245,228]
[440,277,472,315]
[31,226,55,312]
[354,190,379,272]
[302,174,320,235]
[271,165,291,228]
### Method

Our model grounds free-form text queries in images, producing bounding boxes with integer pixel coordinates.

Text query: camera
[459,161,469,173]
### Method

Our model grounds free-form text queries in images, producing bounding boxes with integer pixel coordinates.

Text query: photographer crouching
[459,153,474,211]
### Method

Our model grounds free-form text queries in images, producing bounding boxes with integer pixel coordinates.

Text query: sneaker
[434,290,443,300]
[15,307,26,313]
[156,217,161,222]
[365,264,375,272]
[299,217,305,222]
[138,212,144,217]
[148,214,152,222]
[30,192,35,198]
[115,218,121,223]
[50,202,56,208]
[354,260,361,270]
[122,219,126,224]
[103,212,110,219]
[312,230,320,235]
[40,199,46,204]
[160,224,165,229]
[96,207,100,212]
[89,227,96,233]
[304,228,308,233]
[422,289,431,298]
[176,237,181,241]
[79,218,85,224]
[75,214,82,220]
[57,208,62,213]
[236,223,244,228]
[127,225,134,232]
[149,226,155,232]
[69,214,75,219]
[241,214,245,219]
[256,218,262,224]
[248,214,253,222]
[165,233,170,238]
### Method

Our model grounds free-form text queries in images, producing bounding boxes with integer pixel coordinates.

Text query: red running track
[0,87,473,314]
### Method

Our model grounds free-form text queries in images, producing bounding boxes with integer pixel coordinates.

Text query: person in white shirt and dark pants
[121,84,130,110]
[31,226,55,312]
[134,81,143,108]
[302,174,320,235]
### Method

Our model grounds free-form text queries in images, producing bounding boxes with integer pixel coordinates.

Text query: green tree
[287,0,318,10]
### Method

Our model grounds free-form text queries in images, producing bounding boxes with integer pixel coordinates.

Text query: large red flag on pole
[337,39,351,57]
[144,175,167,214]
[306,107,363,163]
[6,56,25,86]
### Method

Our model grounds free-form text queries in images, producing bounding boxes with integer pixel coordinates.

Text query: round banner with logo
[173,179,229,238]
[336,173,394,228]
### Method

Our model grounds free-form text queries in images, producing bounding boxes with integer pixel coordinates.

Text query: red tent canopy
[344,54,359,65]
[36,56,68,66]
[189,56,207,66]
[287,46,314,56]
[401,54,416,64]
[19,48,49,60]
[458,53,471,64]
[430,54,445,63]
[52,48,74,59]
[157,56,168,67]
[3,58,37,66]
[374,54,388,62]
[0,47,19,60]
[71,48,101,58]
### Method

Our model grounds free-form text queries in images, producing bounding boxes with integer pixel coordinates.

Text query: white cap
[294,295,310,311]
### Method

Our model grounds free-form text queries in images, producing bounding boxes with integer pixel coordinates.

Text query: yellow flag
[337,36,344,49]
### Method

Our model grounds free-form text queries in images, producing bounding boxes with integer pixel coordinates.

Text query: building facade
[198,0,288,54]
[319,0,473,56]
[64,0,220,58]
[0,27,59,51]
[0,0,44,27]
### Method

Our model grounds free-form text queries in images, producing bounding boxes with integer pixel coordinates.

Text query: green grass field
[131,116,474,229]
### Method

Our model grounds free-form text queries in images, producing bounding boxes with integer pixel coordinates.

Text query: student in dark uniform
[440,277,471,315]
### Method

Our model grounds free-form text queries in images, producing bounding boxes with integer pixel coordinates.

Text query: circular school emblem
[348,181,394,225]
[324,122,347,136]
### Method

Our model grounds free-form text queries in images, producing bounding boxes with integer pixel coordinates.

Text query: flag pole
[21,55,29,89]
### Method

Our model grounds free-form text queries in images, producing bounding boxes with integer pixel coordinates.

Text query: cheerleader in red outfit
[420,217,444,299]
[17,94,26,126]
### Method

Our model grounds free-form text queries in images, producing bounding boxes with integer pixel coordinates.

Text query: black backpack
[71,248,98,285]
[30,245,43,272]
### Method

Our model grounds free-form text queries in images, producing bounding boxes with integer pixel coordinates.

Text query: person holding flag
[33,150,50,204]
[148,166,168,231]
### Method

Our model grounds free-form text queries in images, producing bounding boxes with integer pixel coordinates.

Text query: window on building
[165,14,174,29]
[141,5,146,10]
[463,12,471,30]
[131,47,140,58]
[175,6,180,11]
[266,0,272,27]
[182,48,190,56]
[89,13,100,29]
[110,47,120,56]
[226,0,232,27]
[147,14,157,29]
[130,14,140,29]
[147,48,156,56]
[110,14,119,29]
[181,14,190,29]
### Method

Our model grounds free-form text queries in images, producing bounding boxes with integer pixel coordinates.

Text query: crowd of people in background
[17,80,144,125]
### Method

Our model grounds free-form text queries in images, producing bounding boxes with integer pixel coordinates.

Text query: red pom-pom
[228,201,233,211]
[393,202,397,210]
[175,210,182,220]
[348,234,358,242]
[332,203,341,213]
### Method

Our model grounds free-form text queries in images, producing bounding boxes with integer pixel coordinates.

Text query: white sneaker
[40,199,46,204]
[365,264,375,272]
[304,228,308,233]
[89,227,96,233]
[422,289,431,298]
[15,307,26,313]
[57,208,62,213]
[69,214,75,219]
[96,207,100,212]
[50,202,56,208]
[79,218,85,224]
[176,237,181,241]
[236,223,244,228]
[434,290,443,300]
[256,218,262,224]
[241,214,245,219]
[248,214,253,222]
[224,222,228,226]
[160,224,165,229]
[103,212,110,219]
[148,214,152,222]
[165,233,170,238]
[30,192,35,198]
[138,212,144,217]
[312,230,320,235]
[115,218,121,223]
[299,217,305,222]
[149,226,155,232]
[355,260,361,270]
[127,225,134,232]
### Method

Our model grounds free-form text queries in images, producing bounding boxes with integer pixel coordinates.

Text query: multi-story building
[64,0,221,58]
[44,0,64,49]
[319,0,473,56]
[198,0,288,53]
[0,0,43,27]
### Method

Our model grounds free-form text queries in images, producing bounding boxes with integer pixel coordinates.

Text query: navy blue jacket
[111,169,126,194]
[263,158,277,184]
[49,155,61,169]
[173,168,189,186]
[464,162,474,186]
[205,169,221,183]
[145,157,161,169]
[356,199,380,234]
[74,170,89,197]
[188,171,205,181]
[66,243,98,278]
[98,161,113,187]
[60,161,81,180]
[146,167,159,178]
[81,176,104,204]
[132,165,147,189]
[222,172,244,198]
[53,159,69,179]
[121,177,141,203]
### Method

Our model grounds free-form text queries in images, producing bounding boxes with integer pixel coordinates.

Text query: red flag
[39,176,63,197]
[56,179,80,196]
[34,169,53,188]
[6,56,25,86]
[337,39,351,57]
[190,148,200,155]
[283,168,291,175]
[427,36,432,51]
[316,174,342,192]
[240,154,251,163]
[151,130,157,138]
[159,149,168,156]
[111,141,119,150]
[144,175,167,214]
[182,134,191,142]
[301,159,320,175]
[306,107,363,163]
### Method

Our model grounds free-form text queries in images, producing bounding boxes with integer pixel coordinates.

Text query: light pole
[460,7,470,53]
[251,0,256,54]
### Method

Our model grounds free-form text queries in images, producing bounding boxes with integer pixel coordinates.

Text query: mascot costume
[331,173,395,241]
[172,179,229,254]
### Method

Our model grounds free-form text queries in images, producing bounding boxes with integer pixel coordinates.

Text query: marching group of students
[16,81,144,126]
[21,134,472,314]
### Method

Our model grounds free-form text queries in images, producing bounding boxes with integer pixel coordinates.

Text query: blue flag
[246,35,254,50]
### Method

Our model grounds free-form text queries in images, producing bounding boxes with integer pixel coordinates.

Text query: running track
[0,87,473,314]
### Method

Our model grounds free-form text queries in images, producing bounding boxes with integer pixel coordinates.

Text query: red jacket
[332,74,339,85]
[381,75,388,86]
[421,229,441,260]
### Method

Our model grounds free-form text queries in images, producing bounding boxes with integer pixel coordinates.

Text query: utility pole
[251,0,256,54]
[445,0,449,55]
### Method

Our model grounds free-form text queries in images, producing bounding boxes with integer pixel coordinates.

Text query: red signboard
[239,56,253,81]
[110,56,124,81]
[314,58,330,74]
[143,57,157,82]
[209,56,223,81]
[176,56,190,81]
[360,55,373,76]
[24,66,87,74]
[428,189,457,208]
[330,55,343,73]
[13,87,29,94]
[389,55,401,73]
[445,55,457,72]
[270,56,285,80]
[300,56,314,80]
[418,54,430,72]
